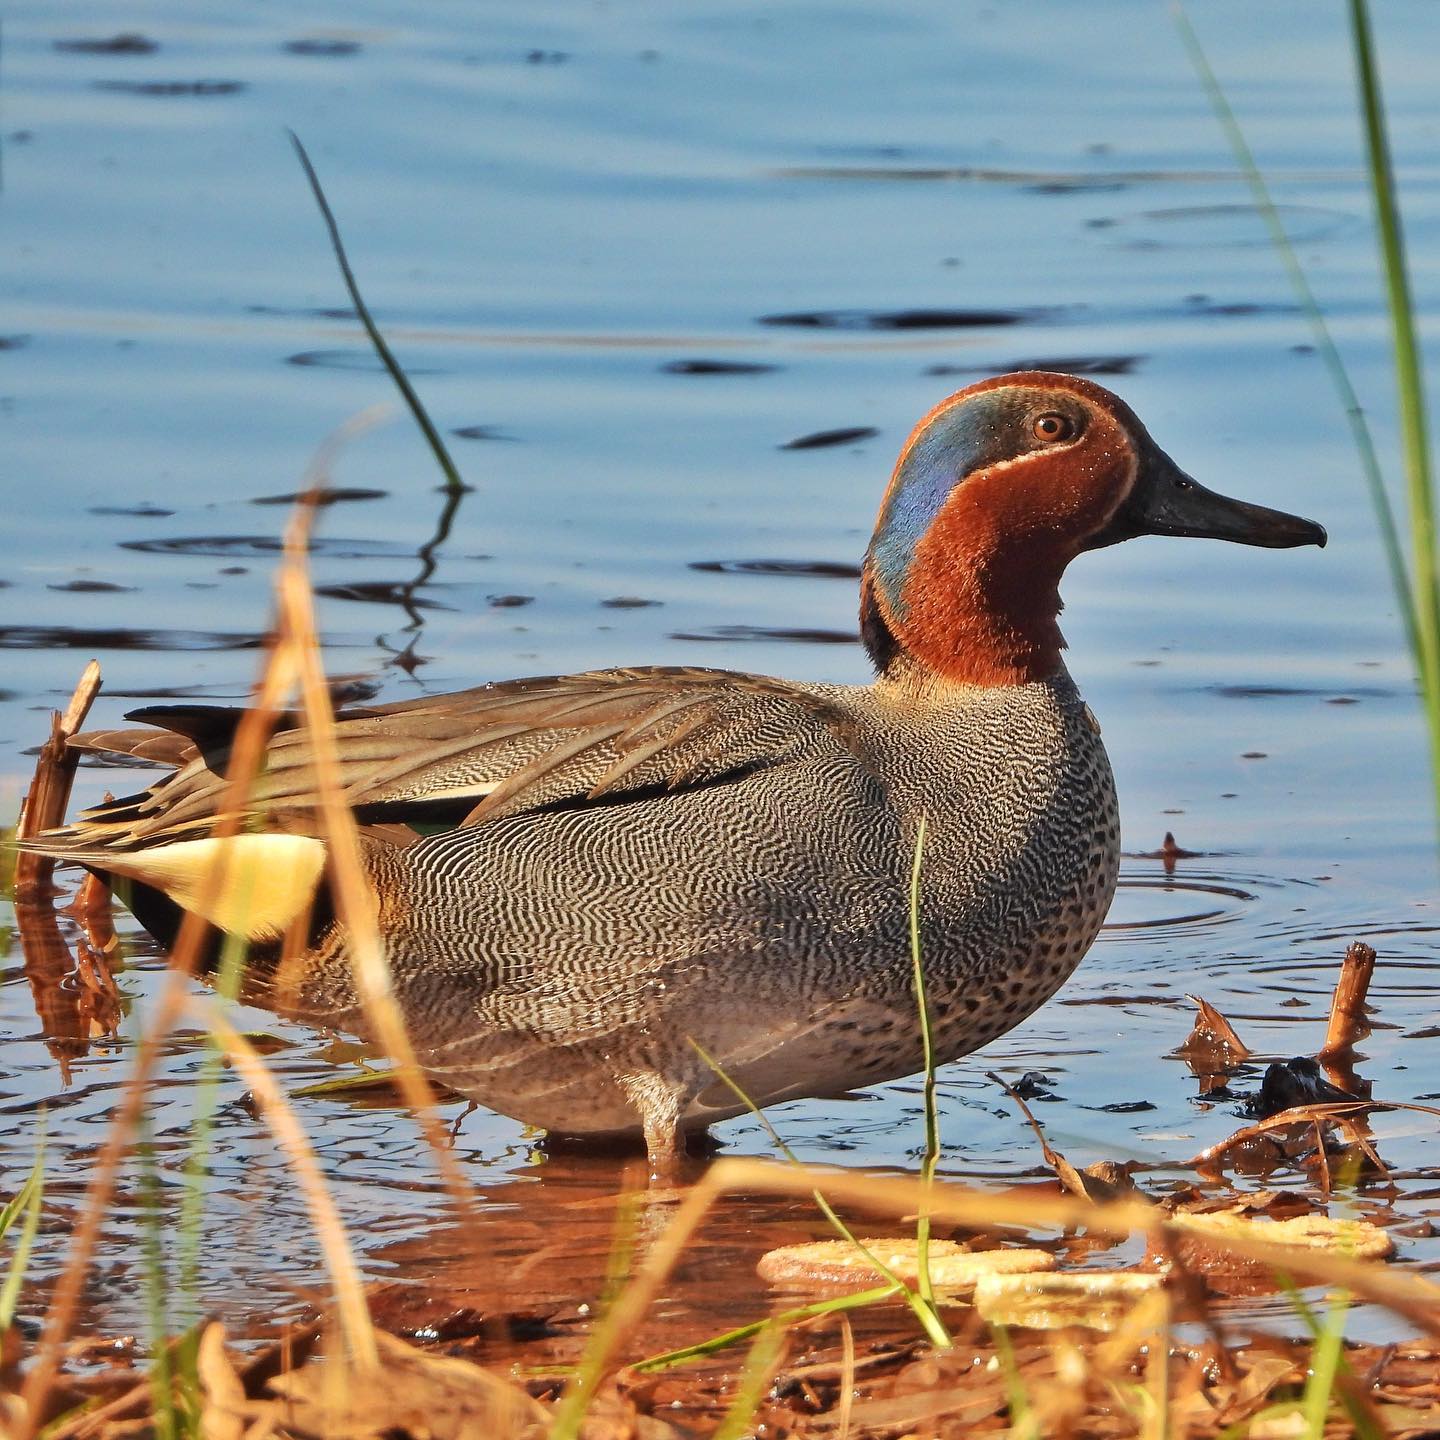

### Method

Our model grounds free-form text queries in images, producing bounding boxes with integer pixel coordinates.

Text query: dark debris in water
[600,596,661,608]
[661,359,780,375]
[250,487,389,506]
[487,594,534,608]
[54,33,158,54]
[670,624,857,645]
[780,426,879,450]
[1131,832,1205,874]
[759,307,1047,331]
[0,334,31,350]
[1249,1057,1359,1119]
[0,625,268,651]
[1010,1071,1059,1101]
[94,79,246,96]
[690,558,861,579]
[46,580,135,593]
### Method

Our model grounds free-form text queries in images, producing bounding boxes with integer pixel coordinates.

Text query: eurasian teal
[30,372,1325,1163]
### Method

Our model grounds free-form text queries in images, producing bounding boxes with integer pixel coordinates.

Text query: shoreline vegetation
[5,3,1439,1434]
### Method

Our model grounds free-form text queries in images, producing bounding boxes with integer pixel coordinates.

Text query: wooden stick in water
[1321,941,1378,1057]
[14,660,101,901]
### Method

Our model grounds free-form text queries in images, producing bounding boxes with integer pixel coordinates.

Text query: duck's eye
[1031,412,1076,444]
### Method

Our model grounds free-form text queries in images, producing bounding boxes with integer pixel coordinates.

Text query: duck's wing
[33,665,863,855]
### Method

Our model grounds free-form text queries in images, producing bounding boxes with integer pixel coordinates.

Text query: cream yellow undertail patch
[76,835,327,942]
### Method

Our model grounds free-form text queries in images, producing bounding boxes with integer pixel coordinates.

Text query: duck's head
[860,371,1326,687]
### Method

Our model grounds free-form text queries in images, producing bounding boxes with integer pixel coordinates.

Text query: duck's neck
[862,522,1072,688]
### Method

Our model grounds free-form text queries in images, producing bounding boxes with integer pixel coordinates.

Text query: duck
[27,372,1325,1166]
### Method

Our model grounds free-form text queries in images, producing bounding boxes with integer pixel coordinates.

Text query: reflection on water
[4,0,1440,1359]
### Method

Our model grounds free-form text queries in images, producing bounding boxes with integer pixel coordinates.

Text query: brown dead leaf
[1213,1354,1301,1424]
[197,1324,246,1440]
[268,1331,549,1440]
[1174,994,1252,1070]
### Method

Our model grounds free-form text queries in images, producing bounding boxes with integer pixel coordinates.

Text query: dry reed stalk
[16,426,369,1433]
[1188,1098,1440,1173]
[17,632,299,1438]
[13,661,101,900]
[197,1002,378,1369]
[1321,941,1378,1057]
[987,1070,1090,1200]
[273,499,477,1218]
[573,1155,1440,1392]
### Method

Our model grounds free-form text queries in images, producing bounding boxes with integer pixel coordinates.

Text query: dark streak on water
[758,307,1049,330]
[450,424,513,441]
[0,626,270,651]
[121,535,419,559]
[250,487,389,506]
[780,426,879,450]
[54,34,158,54]
[670,624,858,644]
[315,582,453,610]
[926,355,1145,378]
[46,581,136,593]
[661,359,780,375]
[285,350,442,374]
[94,79,246,96]
[283,38,362,57]
[246,303,358,321]
[690,558,862,579]
[1209,684,1394,700]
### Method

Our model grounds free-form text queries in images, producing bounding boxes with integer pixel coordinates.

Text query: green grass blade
[1171,2,1419,673]
[711,1321,785,1440]
[288,131,467,497]
[136,1114,177,1440]
[635,1284,899,1372]
[990,1323,1034,1438]
[548,1187,643,1440]
[0,1127,45,1329]
[689,1038,951,1349]
[1348,0,1440,825]
[1300,1285,1351,1439]
[908,814,941,1312]
[1282,1280,1387,1440]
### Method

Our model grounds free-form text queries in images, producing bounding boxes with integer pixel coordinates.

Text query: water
[2,0,1438,1360]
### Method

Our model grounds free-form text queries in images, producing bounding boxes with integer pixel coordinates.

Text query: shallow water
[3,0,1438,1362]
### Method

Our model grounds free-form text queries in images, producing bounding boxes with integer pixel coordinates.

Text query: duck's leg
[620,1070,686,1180]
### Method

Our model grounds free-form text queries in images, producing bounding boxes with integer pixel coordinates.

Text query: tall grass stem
[288,132,467,497]
[907,814,941,1312]
[1347,0,1440,826]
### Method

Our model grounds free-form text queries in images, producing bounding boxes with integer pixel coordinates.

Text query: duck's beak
[1087,443,1327,551]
